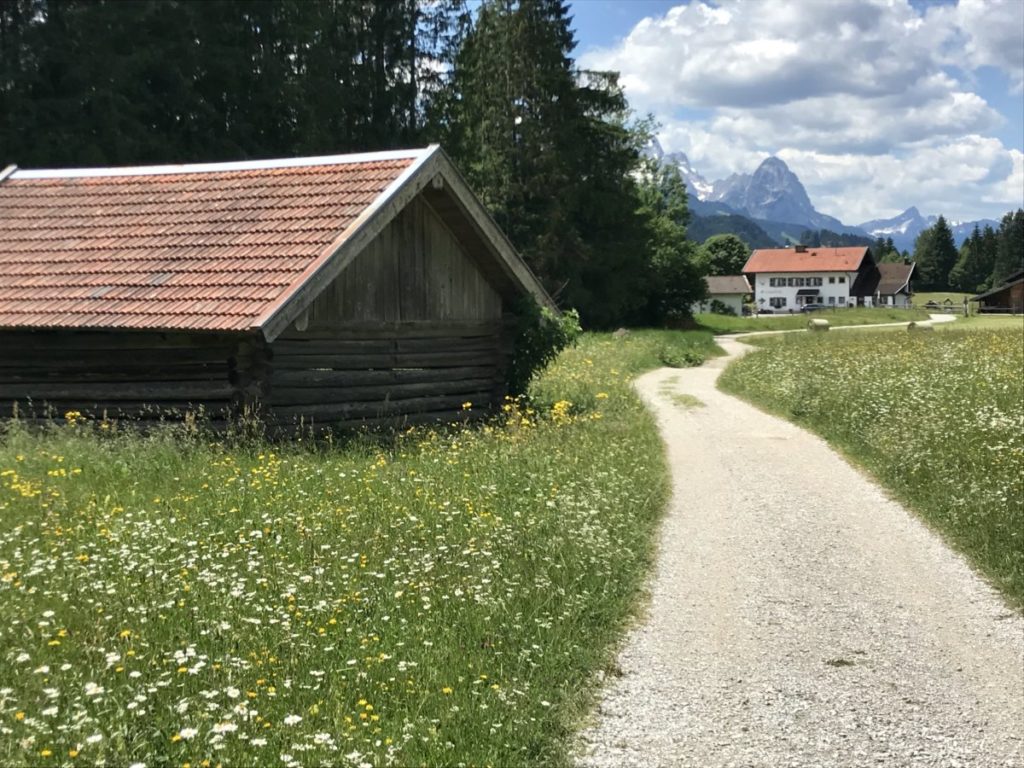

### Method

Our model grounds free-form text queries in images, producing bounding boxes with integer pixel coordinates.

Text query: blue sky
[568,0,1024,224]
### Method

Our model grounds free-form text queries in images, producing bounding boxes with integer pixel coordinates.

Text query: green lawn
[0,330,717,768]
[912,291,973,306]
[695,306,929,334]
[719,328,1024,607]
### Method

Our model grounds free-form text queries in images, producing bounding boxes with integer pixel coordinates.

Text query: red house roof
[743,246,869,273]
[0,148,438,333]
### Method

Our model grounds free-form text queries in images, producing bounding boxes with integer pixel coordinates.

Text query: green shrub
[506,297,582,395]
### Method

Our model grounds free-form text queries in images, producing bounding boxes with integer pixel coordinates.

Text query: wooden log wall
[304,195,503,329]
[0,330,262,426]
[267,321,513,430]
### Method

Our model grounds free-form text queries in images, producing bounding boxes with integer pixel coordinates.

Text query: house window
[796,277,806,287]
[770,297,787,308]
[838,296,846,305]
[788,277,796,286]
[813,277,823,286]
[838,276,846,283]
[828,296,835,304]
[829,276,836,284]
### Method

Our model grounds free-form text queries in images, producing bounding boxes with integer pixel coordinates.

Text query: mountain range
[645,138,998,252]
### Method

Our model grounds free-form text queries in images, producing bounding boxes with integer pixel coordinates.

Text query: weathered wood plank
[0,331,241,352]
[0,381,236,400]
[260,151,437,342]
[270,336,498,358]
[0,366,231,384]
[0,348,234,368]
[272,365,496,388]
[275,321,503,341]
[269,350,499,370]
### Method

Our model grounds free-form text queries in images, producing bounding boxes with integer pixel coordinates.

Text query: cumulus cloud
[775,137,1023,223]
[579,0,1024,222]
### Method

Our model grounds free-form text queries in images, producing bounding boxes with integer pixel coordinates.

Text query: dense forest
[913,211,1024,293]
[0,0,708,328]
[3,0,1019,321]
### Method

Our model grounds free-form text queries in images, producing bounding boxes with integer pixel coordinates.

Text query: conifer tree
[913,215,958,291]
[441,0,654,327]
[991,209,1024,286]
[949,224,997,292]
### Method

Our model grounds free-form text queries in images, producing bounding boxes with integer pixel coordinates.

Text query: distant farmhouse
[691,275,751,316]
[874,261,916,307]
[743,245,915,312]
[972,269,1024,314]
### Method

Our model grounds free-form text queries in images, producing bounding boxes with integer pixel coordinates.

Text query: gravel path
[576,335,1024,768]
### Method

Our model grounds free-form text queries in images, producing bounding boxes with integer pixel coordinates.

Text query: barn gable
[0,147,554,430]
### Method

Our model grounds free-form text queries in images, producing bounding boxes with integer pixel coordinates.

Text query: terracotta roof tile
[0,150,428,331]
[743,246,869,273]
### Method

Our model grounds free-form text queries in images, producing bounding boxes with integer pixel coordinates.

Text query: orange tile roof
[0,149,430,332]
[743,246,868,273]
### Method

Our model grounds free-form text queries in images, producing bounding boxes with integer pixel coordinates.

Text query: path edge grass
[717,335,1024,612]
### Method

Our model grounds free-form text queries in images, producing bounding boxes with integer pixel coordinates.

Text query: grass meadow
[719,327,1024,606]
[0,330,717,768]
[695,306,929,334]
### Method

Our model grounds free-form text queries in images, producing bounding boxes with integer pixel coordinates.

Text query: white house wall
[692,293,745,315]
[753,272,867,312]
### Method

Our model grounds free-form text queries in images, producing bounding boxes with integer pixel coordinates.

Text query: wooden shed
[971,269,1024,314]
[0,147,555,430]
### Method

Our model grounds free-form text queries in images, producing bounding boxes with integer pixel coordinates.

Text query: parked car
[800,303,828,313]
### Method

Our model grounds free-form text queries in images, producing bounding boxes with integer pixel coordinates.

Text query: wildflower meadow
[0,330,718,768]
[719,327,1024,606]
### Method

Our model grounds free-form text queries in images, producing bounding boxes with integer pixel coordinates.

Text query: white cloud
[579,0,1024,222]
[954,0,1024,91]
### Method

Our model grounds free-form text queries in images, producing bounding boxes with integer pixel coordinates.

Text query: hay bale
[807,318,830,331]
[907,321,934,332]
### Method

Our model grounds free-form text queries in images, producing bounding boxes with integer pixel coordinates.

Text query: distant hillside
[690,214,778,249]
[749,218,809,246]
[799,229,875,248]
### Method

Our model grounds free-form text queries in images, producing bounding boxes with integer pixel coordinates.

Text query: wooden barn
[972,269,1024,314]
[0,147,555,430]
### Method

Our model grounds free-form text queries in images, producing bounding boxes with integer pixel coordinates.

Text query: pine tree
[441,0,653,327]
[949,223,997,293]
[913,215,958,291]
[991,209,1024,286]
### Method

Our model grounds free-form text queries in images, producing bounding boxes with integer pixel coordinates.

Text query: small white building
[691,275,751,315]
[875,261,916,307]
[743,245,879,313]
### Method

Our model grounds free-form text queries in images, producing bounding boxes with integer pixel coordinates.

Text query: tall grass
[719,329,1024,606]
[0,330,718,767]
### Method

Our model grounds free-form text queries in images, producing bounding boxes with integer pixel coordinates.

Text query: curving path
[575,330,1023,768]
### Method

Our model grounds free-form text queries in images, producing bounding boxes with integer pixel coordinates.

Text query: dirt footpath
[576,337,1024,768]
